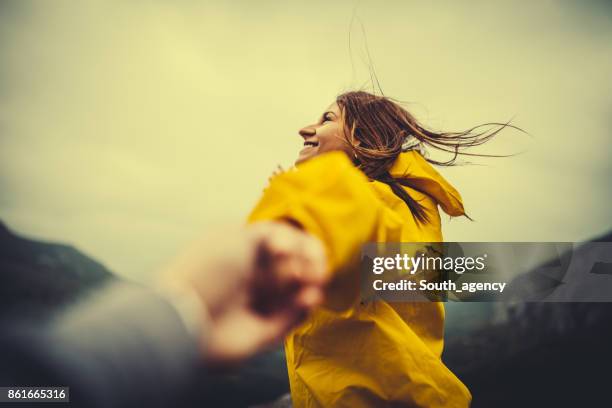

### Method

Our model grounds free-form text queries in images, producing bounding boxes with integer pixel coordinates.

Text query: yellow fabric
[248,151,471,408]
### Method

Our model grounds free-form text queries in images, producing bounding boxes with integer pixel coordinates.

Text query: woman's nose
[299,127,316,138]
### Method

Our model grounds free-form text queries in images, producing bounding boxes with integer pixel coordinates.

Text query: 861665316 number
[0,387,69,402]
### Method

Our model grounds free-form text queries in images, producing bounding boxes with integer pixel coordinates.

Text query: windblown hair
[336,91,520,224]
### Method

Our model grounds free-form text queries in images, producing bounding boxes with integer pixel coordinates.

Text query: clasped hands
[159,222,328,365]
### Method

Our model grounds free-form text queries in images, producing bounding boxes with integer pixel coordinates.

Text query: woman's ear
[343,125,360,147]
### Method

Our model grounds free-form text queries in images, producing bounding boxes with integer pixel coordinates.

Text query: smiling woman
[296,105,347,164]
[296,91,518,223]
[247,90,518,407]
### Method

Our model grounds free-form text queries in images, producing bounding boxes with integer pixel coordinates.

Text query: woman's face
[295,102,353,165]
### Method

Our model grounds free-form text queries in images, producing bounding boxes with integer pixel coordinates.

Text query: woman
[249,91,512,407]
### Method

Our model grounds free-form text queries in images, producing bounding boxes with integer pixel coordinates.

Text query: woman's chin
[295,156,307,165]
[295,151,317,165]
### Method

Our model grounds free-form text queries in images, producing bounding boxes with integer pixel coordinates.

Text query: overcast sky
[1,0,611,281]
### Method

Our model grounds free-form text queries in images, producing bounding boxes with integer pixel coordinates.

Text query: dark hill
[0,220,116,320]
[444,230,612,407]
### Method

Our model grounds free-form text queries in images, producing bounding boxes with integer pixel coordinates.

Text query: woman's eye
[321,115,332,123]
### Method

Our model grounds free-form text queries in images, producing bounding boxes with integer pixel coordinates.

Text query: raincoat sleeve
[247,152,386,310]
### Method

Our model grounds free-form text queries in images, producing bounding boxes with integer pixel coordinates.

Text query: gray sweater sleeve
[1,281,202,408]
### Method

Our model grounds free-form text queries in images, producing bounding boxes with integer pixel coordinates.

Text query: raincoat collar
[389,151,465,217]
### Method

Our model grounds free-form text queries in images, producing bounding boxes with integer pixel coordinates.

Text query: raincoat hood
[389,150,466,217]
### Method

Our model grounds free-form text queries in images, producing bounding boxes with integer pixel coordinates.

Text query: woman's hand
[158,222,327,365]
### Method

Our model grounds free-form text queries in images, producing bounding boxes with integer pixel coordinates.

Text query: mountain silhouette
[0,220,116,321]
[443,230,612,408]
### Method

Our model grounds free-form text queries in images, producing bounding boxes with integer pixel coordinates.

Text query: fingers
[298,233,327,285]
[273,164,285,176]
[294,286,324,309]
[255,221,327,286]
[248,222,327,315]
[205,301,310,366]
[195,222,328,366]
[267,164,286,185]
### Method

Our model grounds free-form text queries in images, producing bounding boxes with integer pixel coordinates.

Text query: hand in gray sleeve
[0,222,327,407]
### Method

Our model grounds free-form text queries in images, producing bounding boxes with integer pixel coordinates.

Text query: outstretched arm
[249,152,395,310]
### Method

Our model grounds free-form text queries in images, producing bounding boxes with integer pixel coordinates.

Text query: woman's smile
[295,103,352,165]
[300,140,319,153]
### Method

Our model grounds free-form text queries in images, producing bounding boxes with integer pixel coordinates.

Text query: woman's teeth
[304,142,318,147]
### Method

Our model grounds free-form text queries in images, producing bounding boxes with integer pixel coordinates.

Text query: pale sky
[1,0,611,281]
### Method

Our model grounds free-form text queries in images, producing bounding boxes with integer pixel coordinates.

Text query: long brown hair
[336,91,522,224]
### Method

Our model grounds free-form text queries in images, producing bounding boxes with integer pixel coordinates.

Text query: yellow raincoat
[248,151,471,407]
